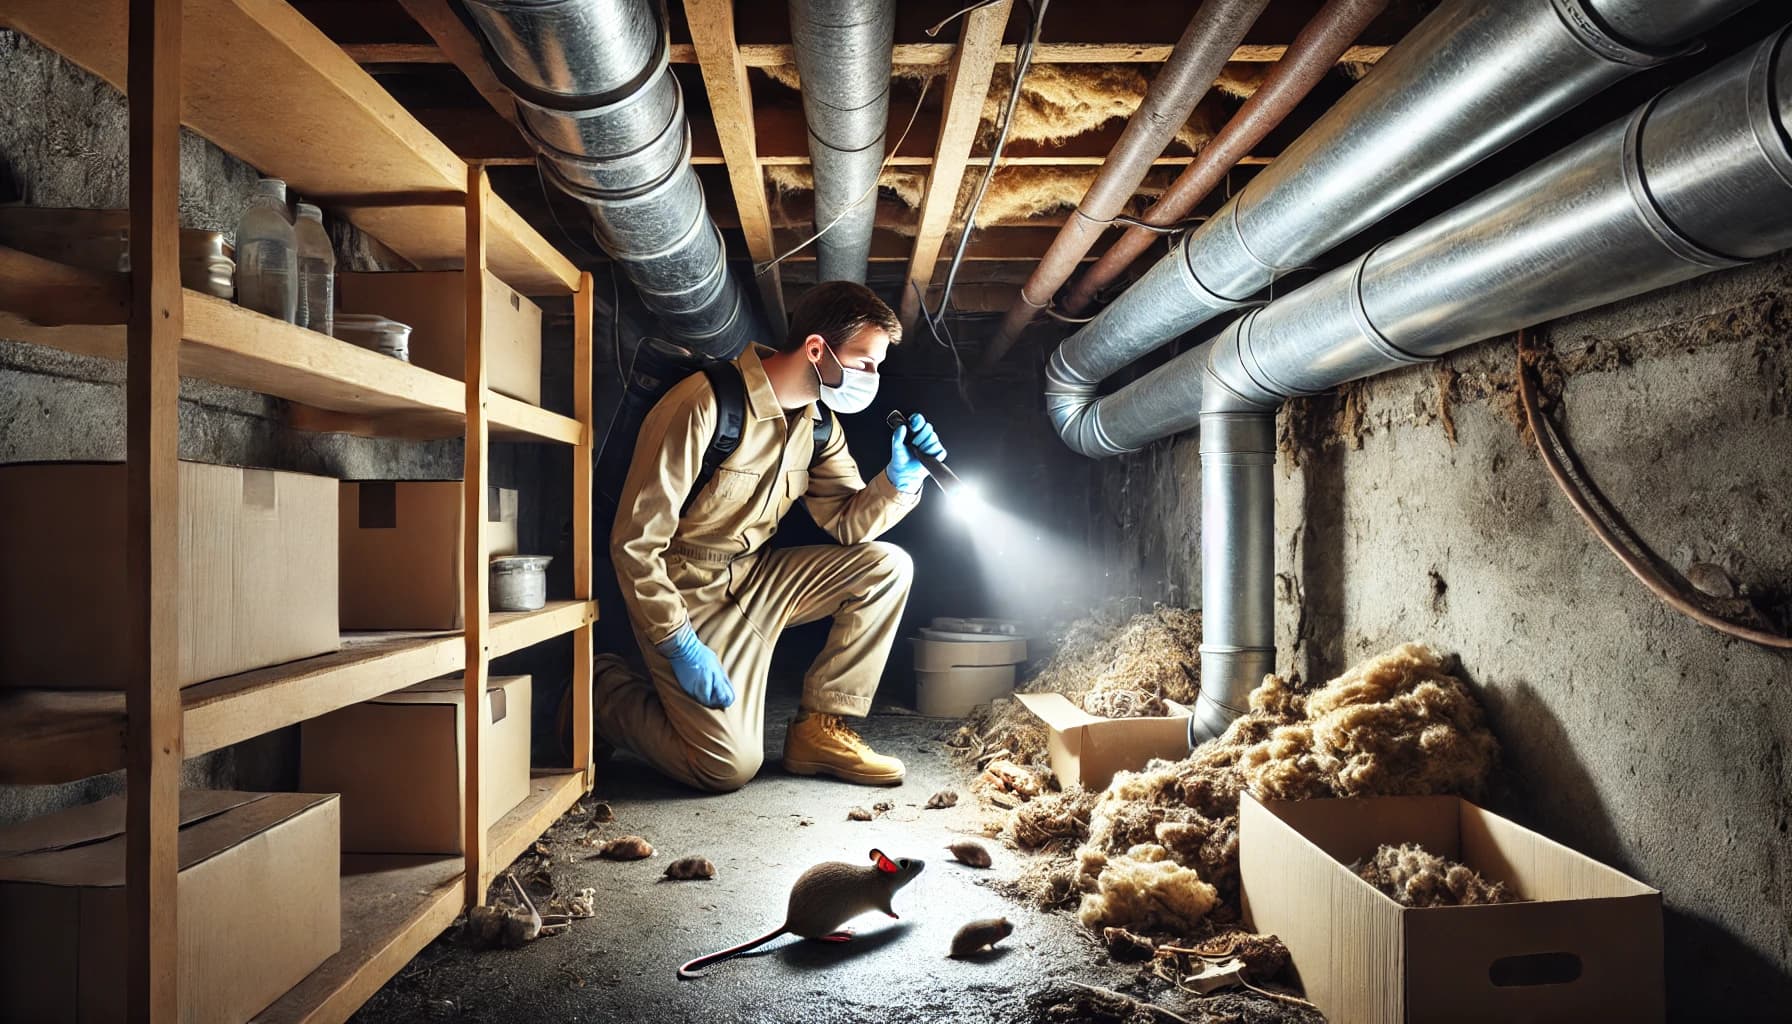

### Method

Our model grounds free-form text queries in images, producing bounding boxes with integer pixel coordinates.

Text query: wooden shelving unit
[0,0,600,1020]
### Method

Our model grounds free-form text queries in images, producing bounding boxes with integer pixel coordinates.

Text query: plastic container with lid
[234,178,297,322]
[490,556,552,612]
[332,313,411,361]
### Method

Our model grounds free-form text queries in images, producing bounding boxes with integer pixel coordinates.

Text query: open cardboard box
[0,789,341,1024]
[300,674,532,854]
[1240,792,1663,1024]
[1016,692,1192,791]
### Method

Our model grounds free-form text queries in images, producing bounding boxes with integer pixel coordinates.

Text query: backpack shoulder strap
[680,362,746,517]
[810,407,836,467]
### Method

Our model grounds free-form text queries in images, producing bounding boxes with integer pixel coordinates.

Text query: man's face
[810,325,890,386]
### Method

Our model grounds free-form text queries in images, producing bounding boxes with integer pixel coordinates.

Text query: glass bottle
[234,177,297,322]
[293,202,335,336]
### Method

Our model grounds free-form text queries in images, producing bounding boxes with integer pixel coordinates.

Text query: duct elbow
[1045,355,1131,459]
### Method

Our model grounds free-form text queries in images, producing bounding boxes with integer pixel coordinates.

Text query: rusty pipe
[980,0,1271,367]
[1061,0,1387,316]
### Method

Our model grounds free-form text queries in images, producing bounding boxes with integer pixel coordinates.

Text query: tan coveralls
[601,345,919,791]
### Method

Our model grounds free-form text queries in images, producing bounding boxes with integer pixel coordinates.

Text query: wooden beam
[900,0,1010,328]
[572,271,595,789]
[667,41,1391,66]
[342,41,446,64]
[463,164,491,908]
[125,0,182,1020]
[397,0,520,130]
[683,0,786,331]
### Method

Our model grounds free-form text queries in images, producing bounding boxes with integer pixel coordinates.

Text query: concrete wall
[1091,250,1792,1018]
[0,32,569,824]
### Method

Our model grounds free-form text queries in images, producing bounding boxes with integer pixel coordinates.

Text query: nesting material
[946,840,994,868]
[662,856,718,881]
[1006,787,1098,852]
[1076,843,1219,935]
[1355,843,1515,908]
[596,836,655,860]
[1102,926,1157,962]
[926,789,960,810]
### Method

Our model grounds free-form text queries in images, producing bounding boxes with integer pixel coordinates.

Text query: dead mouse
[948,917,1013,958]
[678,849,925,979]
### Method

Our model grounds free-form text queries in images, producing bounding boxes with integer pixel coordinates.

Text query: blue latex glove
[887,412,947,493]
[654,624,735,709]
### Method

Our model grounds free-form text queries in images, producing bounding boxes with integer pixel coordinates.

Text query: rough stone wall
[1092,250,1792,1017]
[0,32,567,824]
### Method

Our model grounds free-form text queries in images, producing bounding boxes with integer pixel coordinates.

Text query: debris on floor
[462,875,585,951]
[926,789,960,809]
[848,806,874,821]
[596,835,655,860]
[661,856,717,881]
[948,917,1014,958]
[1355,843,1516,907]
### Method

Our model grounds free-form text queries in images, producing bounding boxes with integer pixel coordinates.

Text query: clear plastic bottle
[293,202,335,336]
[234,178,297,322]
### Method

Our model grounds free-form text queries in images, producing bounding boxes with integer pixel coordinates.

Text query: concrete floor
[349,691,1294,1023]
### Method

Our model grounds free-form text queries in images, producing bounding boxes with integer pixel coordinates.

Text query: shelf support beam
[125,0,183,1019]
[572,272,596,789]
[684,0,786,332]
[463,164,492,908]
[900,0,1011,330]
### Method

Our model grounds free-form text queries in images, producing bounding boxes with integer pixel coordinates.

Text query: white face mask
[814,343,879,414]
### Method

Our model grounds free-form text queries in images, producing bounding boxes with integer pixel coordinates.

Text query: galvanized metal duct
[1046,0,1759,458]
[461,0,752,356]
[1179,24,1792,743]
[789,0,896,285]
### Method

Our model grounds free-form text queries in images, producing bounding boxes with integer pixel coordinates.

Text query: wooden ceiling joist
[683,0,787,331]
[395,0,523,132]
[900,0,1011,329]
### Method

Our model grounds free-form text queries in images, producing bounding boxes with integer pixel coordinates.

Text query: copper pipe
[980,0,1271,367]
[1061,0,1388,316]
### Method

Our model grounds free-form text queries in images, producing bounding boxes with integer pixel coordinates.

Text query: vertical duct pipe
[1060,0,1389,316]
[1044,0,1760,454]
[789,0,896,285]
[460,0,753,357]
[1168,24,1792,742]
[981,0,1273,364]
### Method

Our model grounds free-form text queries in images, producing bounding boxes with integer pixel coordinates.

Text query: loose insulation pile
[960,633,1500,948]
[1355,843,1517,908]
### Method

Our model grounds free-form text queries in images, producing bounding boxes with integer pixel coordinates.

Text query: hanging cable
[1516,330,1792,649]
[754,77,934,277]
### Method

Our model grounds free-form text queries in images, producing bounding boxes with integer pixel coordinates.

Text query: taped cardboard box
[339,481,518,630]
[1015,692,1192,791]
[337,270,543,405]
[0,790,341,1024]
[0,461,339,689]
[1240,792,1664,1024]
[300,674,532,854]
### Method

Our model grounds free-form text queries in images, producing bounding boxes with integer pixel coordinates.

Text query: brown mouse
[948,917,1013,958]
[677,849,926,979]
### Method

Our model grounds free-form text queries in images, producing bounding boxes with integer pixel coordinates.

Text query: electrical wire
[1516,330,1792,649]
[925,0,1008,37]
[754,76,934,277]
[533,161,608,265]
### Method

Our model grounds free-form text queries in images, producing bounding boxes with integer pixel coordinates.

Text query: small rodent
[678,849,925,979]
[662,856,717,881]
[597,835,654,860]
[948,917,1013,958]
[945,840,992,868]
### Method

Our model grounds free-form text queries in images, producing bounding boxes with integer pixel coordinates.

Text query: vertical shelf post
[125,0,183,1019]
[572,271,595,787]
[463,164,491,906]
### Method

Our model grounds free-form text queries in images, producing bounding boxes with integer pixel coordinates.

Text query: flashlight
[886,409,965,496]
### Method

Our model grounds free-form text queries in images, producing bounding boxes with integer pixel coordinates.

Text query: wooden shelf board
[0,601,597,785]
[0,288,582,447]
[253,853,465,1024]
[488,772,586,872]
[0,0,577,295]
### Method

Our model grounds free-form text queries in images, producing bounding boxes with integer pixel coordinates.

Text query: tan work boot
[783,712,905,785]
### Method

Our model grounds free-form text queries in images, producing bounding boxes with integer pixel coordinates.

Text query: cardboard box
[911,635,1029,670]
[915,664,1016,718]
[337,270,543,405]
[0,789,341,1024]
[1239,792,1664,1024]
[1015,692,1192,791]
[300,675,532,854]
[338,481,519,630]
[0,461,339,690]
